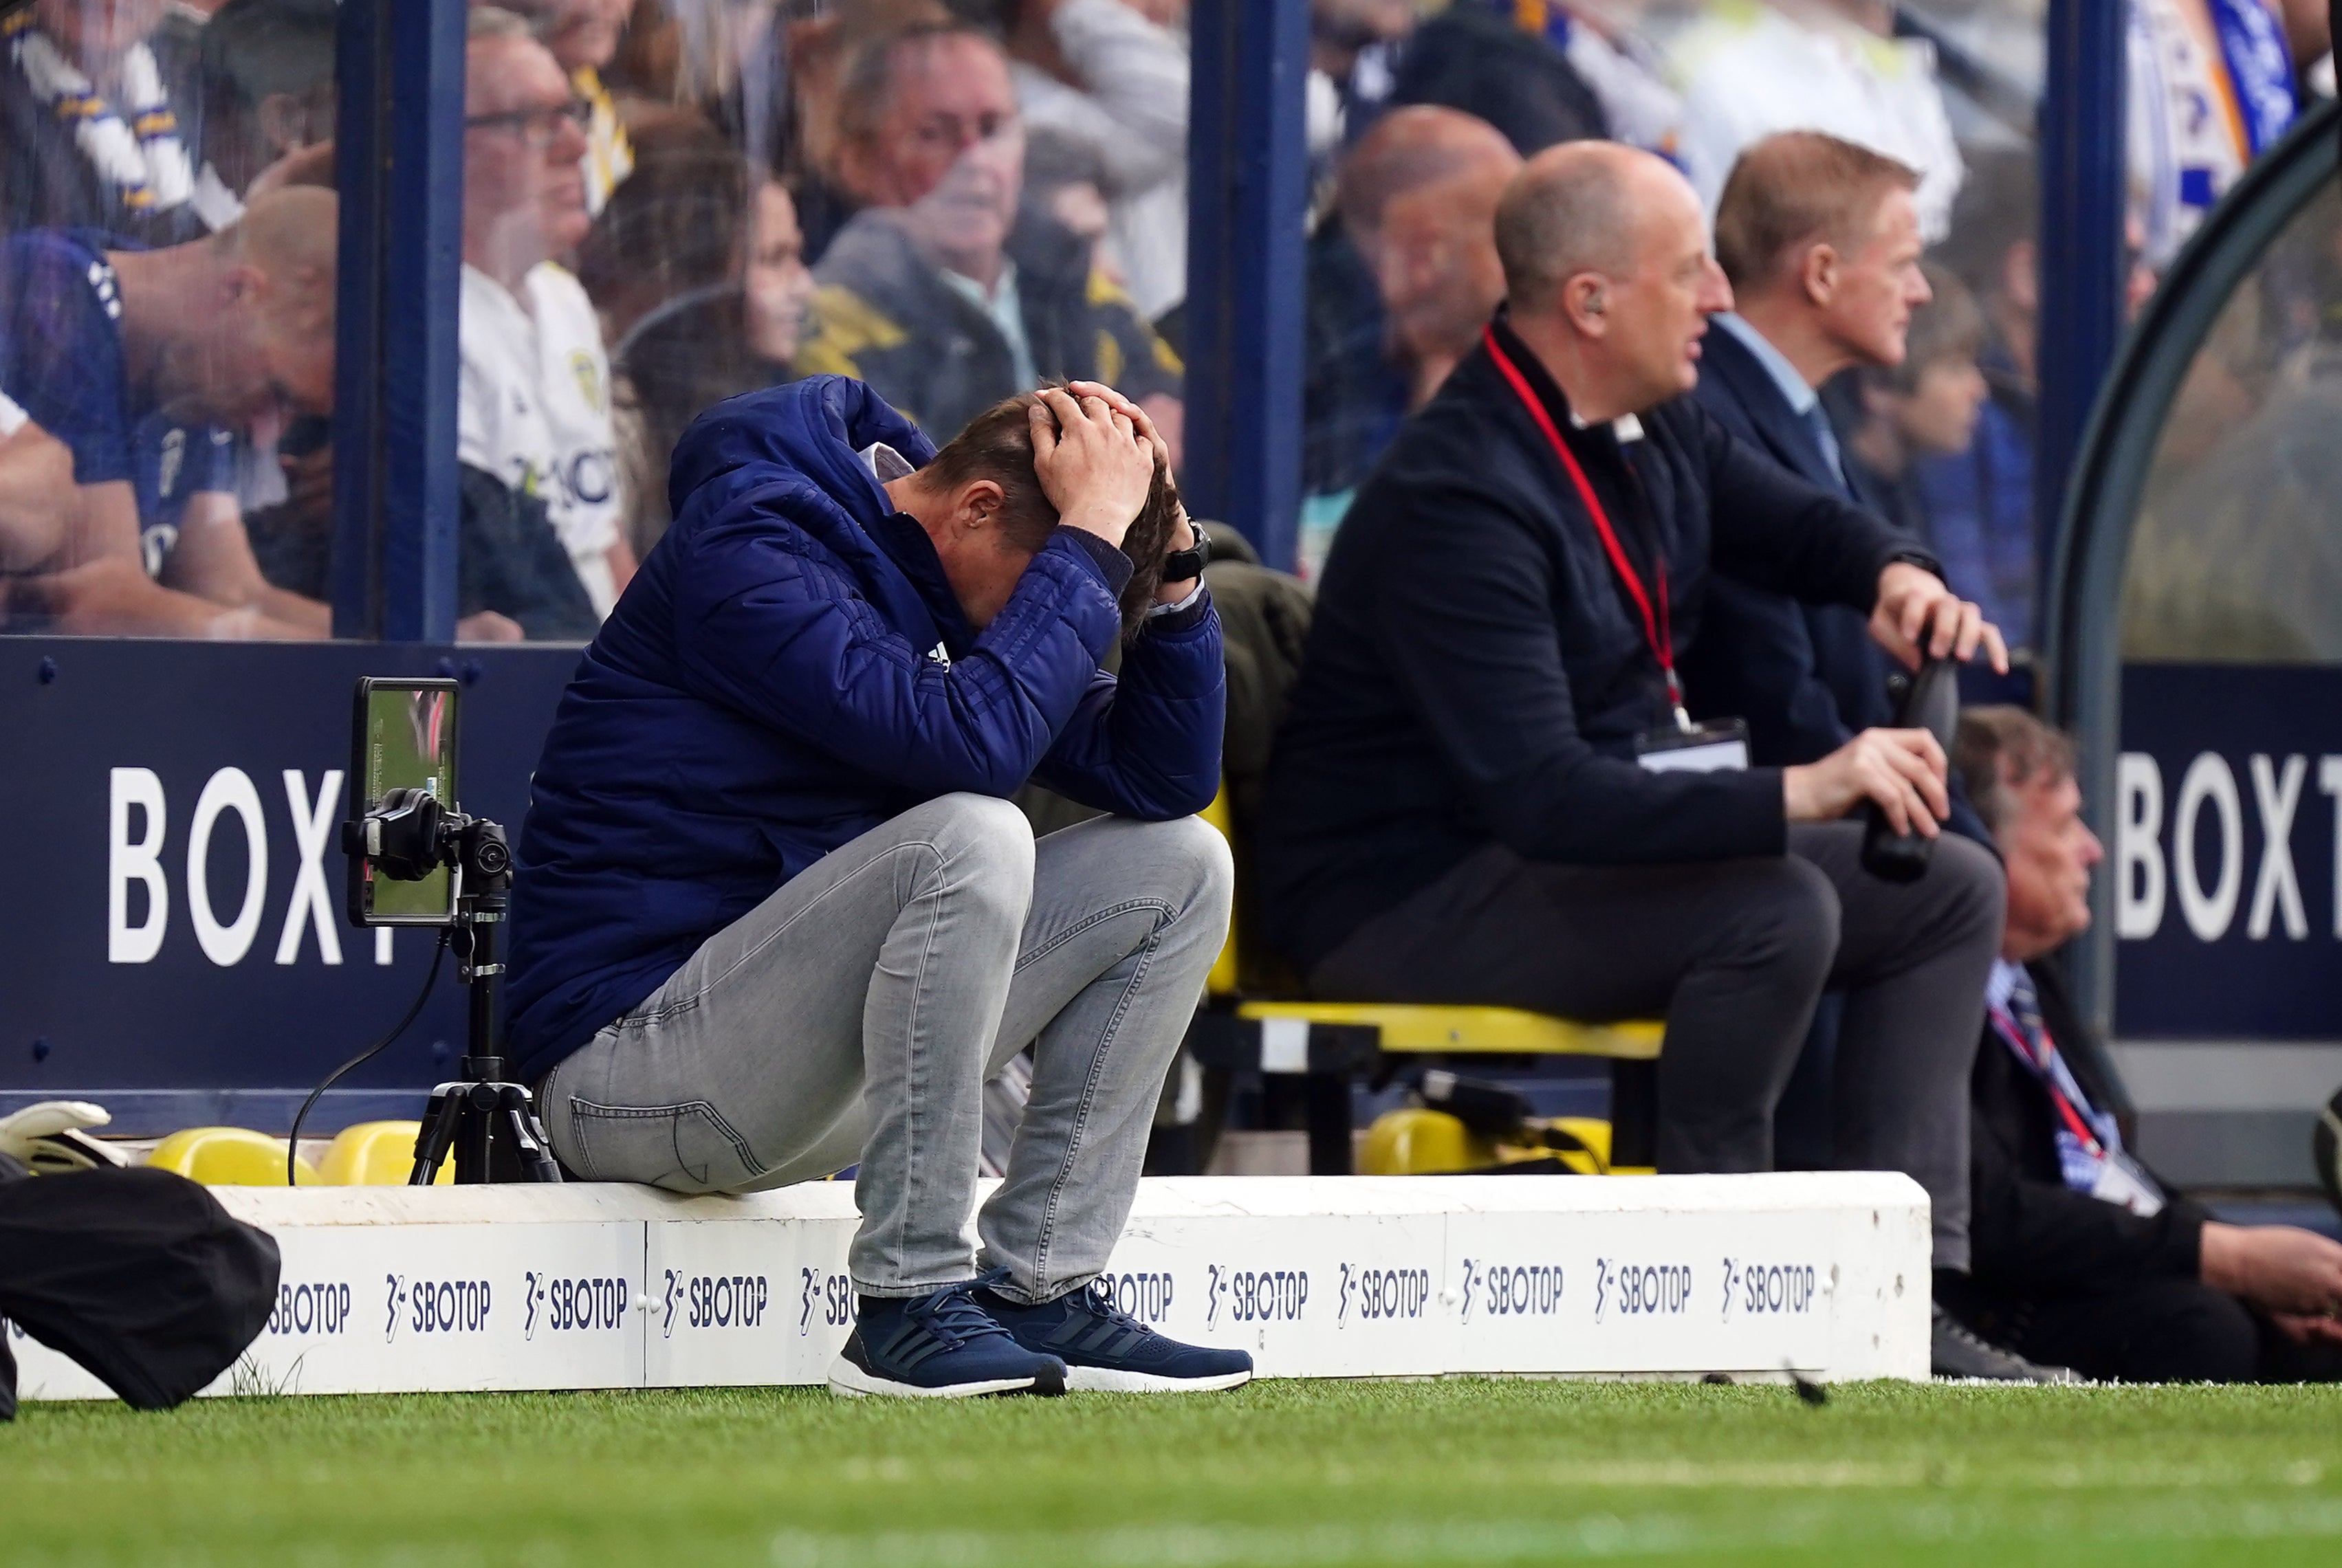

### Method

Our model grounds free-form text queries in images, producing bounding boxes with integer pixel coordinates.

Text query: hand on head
[1029,382,1160,548]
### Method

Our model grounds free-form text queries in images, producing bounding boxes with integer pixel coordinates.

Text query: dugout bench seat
[1185,787,1665,1175]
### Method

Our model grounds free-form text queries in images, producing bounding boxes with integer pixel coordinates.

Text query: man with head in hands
[1260,141,2034,1378]
[505,375,1245,1398]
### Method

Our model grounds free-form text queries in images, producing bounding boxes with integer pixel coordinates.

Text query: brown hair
[1713,131,1921,294]
[920,391,1177,643]
[1952,705,2077,833]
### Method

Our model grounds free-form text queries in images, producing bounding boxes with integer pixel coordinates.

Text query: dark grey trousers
[1310,821,2003,1269]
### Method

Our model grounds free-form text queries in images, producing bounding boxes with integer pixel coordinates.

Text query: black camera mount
[342,788,562,1185]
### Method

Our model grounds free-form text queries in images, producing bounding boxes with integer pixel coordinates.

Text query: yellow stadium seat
[147,1127,318,1186]
[1359,1108,1619,1176]
[1193,779,1665,1175]
[1235,1002,1661,1060]
[318,1120,451,1186]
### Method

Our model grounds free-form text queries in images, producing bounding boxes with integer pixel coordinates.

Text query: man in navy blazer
[1679,131,1932,766]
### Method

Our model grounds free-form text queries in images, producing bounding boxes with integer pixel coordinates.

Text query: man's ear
[1562,273,1609,338]
[1800,242,1839,307]
[954,478,1006,532]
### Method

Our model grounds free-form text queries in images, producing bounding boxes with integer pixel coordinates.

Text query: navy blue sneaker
[829,1269,1068,1398]
[978,1280,1254,1393]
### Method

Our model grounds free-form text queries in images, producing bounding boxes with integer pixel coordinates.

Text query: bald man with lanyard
[1262,142,2060,1380]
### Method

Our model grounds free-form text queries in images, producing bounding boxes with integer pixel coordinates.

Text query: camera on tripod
[340,677,560,1186]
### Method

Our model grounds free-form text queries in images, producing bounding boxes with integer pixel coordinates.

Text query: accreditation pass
[1634,717,1751,774]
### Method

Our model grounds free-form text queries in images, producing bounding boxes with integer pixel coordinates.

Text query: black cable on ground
[285,933,450,1186]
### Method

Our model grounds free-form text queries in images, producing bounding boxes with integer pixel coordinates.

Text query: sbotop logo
[384,1274,492,1343]
[1210,1267,1309,1326]
[1720,1259,1817,1322]
[661,1268,777,1339]
[1469,1261,1566,1321]
[688,1272,769,1331]
[799,1268,851,1338]
[1337,1263,1430,1323]
[267,1281,353,1337]
[1093,1270,1175,1324]
[1592,1259,1692,1324]
[523,1272,631,1340]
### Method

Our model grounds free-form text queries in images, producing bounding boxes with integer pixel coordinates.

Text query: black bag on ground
[0,1166,281,1420]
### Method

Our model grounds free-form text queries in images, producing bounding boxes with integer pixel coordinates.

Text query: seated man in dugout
[0,187,343,637]
[1258,142,2029,1379]
[504,376,1247,1400]
[1944,707,2342,1383]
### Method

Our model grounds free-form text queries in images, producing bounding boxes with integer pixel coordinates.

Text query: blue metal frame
[2042,98,2341,1041]
[1182,0,1309,571]
[330,0,467,641]
[2032,0,2128,581]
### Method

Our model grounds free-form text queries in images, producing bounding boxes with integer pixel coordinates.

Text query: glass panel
[2120,173,2342,665]
[438,0,1189,634]
[1,0,355,639]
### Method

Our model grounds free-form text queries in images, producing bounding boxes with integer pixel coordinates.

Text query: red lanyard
[1987,1002,2104,1156]
[1482,324,1687,727]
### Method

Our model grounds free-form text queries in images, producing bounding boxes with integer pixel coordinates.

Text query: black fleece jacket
[1258,316,1916,972]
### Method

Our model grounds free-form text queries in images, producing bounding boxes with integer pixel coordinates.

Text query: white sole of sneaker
[1064,1365,1254,1393]
[825,1354,1058,1399]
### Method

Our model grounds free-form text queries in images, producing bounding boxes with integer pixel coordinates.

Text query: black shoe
[2314,1085,2342,1222]
[1931,1303,2079,1382]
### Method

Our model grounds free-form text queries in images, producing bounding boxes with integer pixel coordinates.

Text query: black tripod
[404,814,562,1185]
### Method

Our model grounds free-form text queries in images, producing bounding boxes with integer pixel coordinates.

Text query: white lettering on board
[2115,752,2165,940]
[186,767,270,967]
[107,766,168,964]
[2172,752,2242,942]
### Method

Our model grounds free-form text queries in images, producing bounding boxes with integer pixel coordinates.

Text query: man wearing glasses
[457,6,633,622]
[798,20,1181,456]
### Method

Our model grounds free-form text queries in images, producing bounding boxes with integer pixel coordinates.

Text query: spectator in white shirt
[459,5,633,619]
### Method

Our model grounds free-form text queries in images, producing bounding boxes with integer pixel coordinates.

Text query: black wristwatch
[1162,526,1210,582]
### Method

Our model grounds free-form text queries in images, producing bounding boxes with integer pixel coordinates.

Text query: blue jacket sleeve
[669,496,1126,799]
[1032,594,1226,819]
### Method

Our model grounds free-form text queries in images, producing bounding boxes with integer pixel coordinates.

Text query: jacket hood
[666,374,937,531]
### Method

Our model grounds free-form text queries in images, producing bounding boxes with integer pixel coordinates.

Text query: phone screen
[348,678,460,926]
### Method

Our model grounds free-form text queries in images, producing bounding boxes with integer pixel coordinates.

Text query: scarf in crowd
[5,11,196,221]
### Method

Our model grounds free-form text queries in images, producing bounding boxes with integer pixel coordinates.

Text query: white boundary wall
[12,1173,1930,1398]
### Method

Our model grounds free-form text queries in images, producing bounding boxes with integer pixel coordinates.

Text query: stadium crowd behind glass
[0,0,2330,657]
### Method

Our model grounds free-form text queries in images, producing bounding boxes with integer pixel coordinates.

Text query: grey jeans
[538,793,1233,1301]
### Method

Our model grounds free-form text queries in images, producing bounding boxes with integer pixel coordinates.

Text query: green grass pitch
[5,1380,2341,1566]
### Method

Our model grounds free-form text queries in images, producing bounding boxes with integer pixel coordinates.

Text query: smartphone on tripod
[342,677,560,1184]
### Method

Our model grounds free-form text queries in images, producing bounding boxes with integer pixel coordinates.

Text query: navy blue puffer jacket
[504,376,1225,1079]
